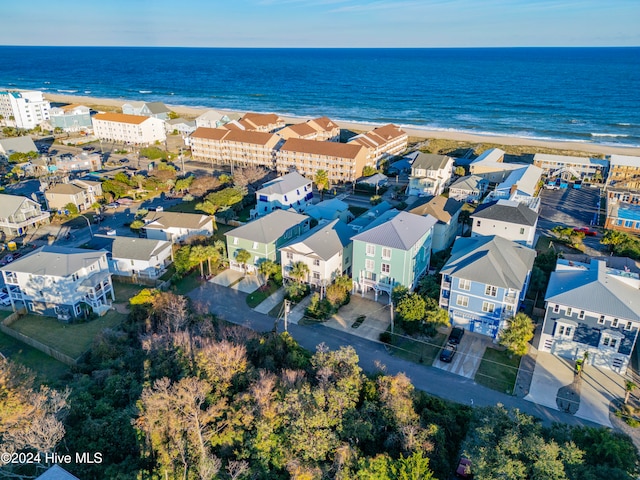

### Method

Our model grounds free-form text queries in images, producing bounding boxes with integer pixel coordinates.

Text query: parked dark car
[440,344,457,363]
[448,326,465,345]
[119,158,130,163]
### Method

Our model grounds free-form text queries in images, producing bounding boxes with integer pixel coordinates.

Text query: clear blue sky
[3,0,639,47]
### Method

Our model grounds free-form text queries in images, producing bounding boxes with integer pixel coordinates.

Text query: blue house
[439,235,536,339]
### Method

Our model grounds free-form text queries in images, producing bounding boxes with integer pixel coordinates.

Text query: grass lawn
[237,204,256,222]
[173,271,206,295]
[167,199,200,214]
[474,347,521,394]
[0,309,14,321]
[535,235,555,254]
[388,331,448,366]
[246,280,280,309]
[0,331,69,385]
[9,310,127,360]
[113,281,147,304]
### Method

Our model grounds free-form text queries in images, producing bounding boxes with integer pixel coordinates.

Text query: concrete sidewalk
[254,288,285,314]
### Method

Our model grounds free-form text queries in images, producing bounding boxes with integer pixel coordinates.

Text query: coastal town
[1,88,640,479]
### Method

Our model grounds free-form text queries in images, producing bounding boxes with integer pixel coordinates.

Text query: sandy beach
[44,92,640,157]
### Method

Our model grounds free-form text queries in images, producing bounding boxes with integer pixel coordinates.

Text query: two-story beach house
[225,210,310,273]
[0,246,114,320]
[471,199,538,247]
[44,180,102,212]
[0,194,50,239]
[407,153,455,196]
[107,236,173,280]
[142,211,214,243]
[538,259,640,374]
[122,101,171,120]
[408,196,463,252]
[439,235,536,339]
[448,175,489,203]
[252,171,313,217]
[280,219,353,287]
[351,210,437,302]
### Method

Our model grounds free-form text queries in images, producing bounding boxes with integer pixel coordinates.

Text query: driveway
[433,330,491,379]
[231,275,263,293]
[524,351,624,427]
[324,295,391,341]
[210,269,243,287]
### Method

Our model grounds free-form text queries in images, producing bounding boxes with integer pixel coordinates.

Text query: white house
[195,110,232,129]
[279,219,353,287]
[448,175,489,202]
[0,136,38,160]
[252,171,313,217]
[407,153,454,196]
[92,113,166,145]
[0,91,50,129]
[471,199,538,247]
[469,148,525,183]
[142,211,214,243]
[484,165,543,209]
[0,246,114,320]
[165,118,196,135]
[0,194,50,238]
[107,236,173,279]
[409,196,463,252]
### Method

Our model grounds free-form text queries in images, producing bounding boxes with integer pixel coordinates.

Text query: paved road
[189,282,601,428]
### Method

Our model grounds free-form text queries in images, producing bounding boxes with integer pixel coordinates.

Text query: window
[381,263,390,274]
[365,259,375,271]
[382,248,392,260]
[602,337,618,349]
[482,302,495,313]
[313,259,320,266]
[598,315,605,324]
[252,242,258,249]
[553,304,560,313]
[506,304,514,312]
[286,252,293,260]
[626,322,633,331]
[476,220,481,227]
[313,272,320,280]
[566,307,572,316]
[557,325,573,337]
[484,285,497,297]
[519,227,525,234]
[456,295,469,307]
[366,244,376,257]
[459,278,471,291]
[578,310,585,320]
[233,237,238,245]
[613,318,619,327]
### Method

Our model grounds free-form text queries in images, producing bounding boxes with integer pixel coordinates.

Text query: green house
[225,210,310,273]
[351,210,437,302]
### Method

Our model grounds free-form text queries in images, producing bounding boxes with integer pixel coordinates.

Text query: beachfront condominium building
[0,194,50,239]
[607,154,640,190]
[92,113,166,145]
[239,112,286,133]
[351,210,437,303]
[348,124,408,165]
[605,188,640,234]
[277,117,341,142]
[190,127,282,168]
[48,104,93,132]
[539,258,640,374]
[439,235,536,339]
[0,246,114,320]
[276,138,370,183]
[0,91,50,129]
[407,152,455,196]
[533,153,609,182]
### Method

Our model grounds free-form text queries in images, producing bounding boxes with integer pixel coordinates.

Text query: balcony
[441,280,451,290]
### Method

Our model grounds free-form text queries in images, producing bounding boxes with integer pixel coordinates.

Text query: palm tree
[315,169,330,201]
[235,249,251,274]
[258,259,279,284]
[213,239,226,258]
[289,261,310,284]
[203,245,220,275]
[189,245,208,277]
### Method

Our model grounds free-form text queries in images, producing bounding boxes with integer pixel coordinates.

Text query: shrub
[380,331,392,344]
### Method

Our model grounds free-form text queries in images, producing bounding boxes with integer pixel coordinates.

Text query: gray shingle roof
[450,175,487,191]
[0,136,38,155]
[281,219,352,261]
[46,183,85,195]
[352,211,437,250]
[0,246,106,277]
[441,235,536,290]
[144,102,170,114]
[226,210,309,244]
[471,199,538,226]
[546,260,640,321]
[411,152,452,171]
[144,211,212,230]
[0,193,34,218]
[257,172,311,196]
[109,236,171,261]
[304,198,350,221]
[36,465,80,480]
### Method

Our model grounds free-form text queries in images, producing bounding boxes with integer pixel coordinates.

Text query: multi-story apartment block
[533,153,609,181]
[407,153,454,196]
[539,258,640,374]
[239,112,286,133]
[0,194,50,238]
[276,138,370,183]
[0,90,50,129]
[253,172,313,217]
[352,210,436,302]
[439,235,536,339]
[349,124,408,165]
[607,154,640,190]
[280,219,353,287]
[605,188,640,234]
[48,104,93,132]
[225,210,310,273]
[278,117,341,142]
[190,127,282,168]
[92,113,166,145]
[0,246,114,320]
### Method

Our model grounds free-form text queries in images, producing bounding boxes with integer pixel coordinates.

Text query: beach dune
[43,92,640,157]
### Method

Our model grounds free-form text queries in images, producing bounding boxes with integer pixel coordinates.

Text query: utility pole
[390,301,394,334]
[284,299,290,332]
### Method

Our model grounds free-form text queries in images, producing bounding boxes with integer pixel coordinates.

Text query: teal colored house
[351,210,437,302]
[225,210,310,273]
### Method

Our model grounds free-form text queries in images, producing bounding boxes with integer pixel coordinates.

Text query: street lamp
[79,214,94,238]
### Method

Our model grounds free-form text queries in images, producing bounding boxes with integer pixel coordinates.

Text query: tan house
[44,181,101,212]
[278,117,340,142]
[92,112,166,145]
[276,138,370,183]
[190,127,282,168]
[239,112,286,133]
[0,194,50,238]
[348,124,408,165]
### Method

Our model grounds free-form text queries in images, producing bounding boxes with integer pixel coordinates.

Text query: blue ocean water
[1,46,639,147]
